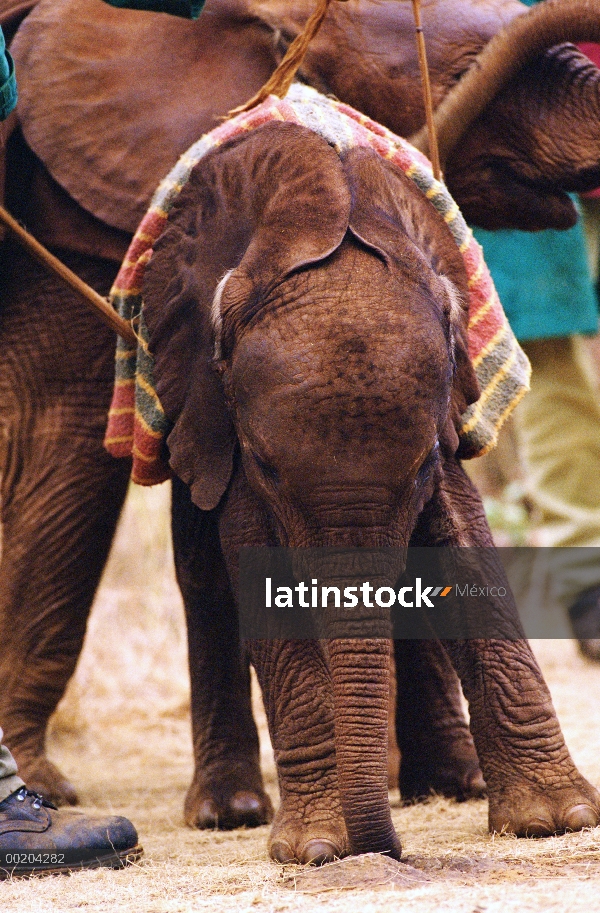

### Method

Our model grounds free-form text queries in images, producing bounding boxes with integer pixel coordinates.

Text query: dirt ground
[3,483,600,913]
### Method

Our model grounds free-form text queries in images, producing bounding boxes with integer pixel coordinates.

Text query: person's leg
[518,337,600,553]
[516,336,600,655]
[0,728,24,803]
[579,195,600,287]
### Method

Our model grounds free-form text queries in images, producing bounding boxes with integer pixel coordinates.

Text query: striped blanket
[104,83,530,485]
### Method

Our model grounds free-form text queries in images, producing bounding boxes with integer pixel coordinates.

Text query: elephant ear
[143,122,351,509]
[11,0,279,232]
[248,0,425,136]
[0,0,35,215]
[0,0,38,43]
[342,146,480,455]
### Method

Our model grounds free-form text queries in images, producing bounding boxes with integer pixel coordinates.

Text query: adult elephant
[1,0,600,815]
[140,119,600,863]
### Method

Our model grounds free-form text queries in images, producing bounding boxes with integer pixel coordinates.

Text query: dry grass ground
[3,484,600,912]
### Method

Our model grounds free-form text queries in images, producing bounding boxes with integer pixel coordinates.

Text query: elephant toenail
[230,791,262,816]
[523,818,554,837]
[564,804,598,832]
[270,839,297,864]
[463,771,487,800]
[228,791,272,827]
[301,839,340,865]
[194,799,220,829]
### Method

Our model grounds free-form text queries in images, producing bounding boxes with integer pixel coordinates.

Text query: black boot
[0,787,142,877]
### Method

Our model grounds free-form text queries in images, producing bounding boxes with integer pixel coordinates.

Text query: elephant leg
[387,653,400,790]
[0,246,130,805]
[170,475,273,830]
[247,637,348,865]
[212,468,348,860]
[416,456,600,835]
[394,639,485,802]
[0,413,130,803]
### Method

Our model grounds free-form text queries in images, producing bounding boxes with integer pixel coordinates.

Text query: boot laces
[15,786,57,810]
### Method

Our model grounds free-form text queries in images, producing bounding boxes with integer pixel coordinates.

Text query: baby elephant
[142,121,600,863]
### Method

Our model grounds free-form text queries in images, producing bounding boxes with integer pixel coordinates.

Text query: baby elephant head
[143,122,479,546]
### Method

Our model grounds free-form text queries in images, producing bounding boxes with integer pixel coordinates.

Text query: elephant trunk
[326,636,401,859]
[410,0,600,164]
[296,547,404,858]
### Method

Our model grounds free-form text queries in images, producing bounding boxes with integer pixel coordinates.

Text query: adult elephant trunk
[410,0,600,165]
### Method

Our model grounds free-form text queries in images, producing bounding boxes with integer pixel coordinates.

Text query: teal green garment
[0,29,17,121]
[473,0,598,342]
[101,0,204,17]
[472,221,599,342]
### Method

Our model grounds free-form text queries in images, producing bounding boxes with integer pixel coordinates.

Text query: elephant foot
[488,773,600,837]
[399,731,486,803]
[17,754,79,807]
[184,775,273,830]
[268,802,349,865]
[393,638,485,803]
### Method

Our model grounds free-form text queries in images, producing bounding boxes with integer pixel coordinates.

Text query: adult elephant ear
[0,0,36,211]
[342,146,480,455]
[11,0,280,233]
[143,122,351,510]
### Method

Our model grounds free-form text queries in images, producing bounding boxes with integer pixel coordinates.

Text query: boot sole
[0,843,143,879]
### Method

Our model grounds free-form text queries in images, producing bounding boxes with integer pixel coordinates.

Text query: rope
[228,0,351,116]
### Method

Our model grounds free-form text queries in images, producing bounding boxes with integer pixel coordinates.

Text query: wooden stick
[0,204,138,346]
[228,0,351,116]
[411,0,442,181]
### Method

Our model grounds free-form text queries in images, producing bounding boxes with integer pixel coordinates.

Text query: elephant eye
[417,442,440,479]
[450,49,480,84]
[253,453,280,485]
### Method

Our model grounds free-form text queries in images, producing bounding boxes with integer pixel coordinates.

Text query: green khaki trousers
[580,196,600,287]
[516,336,600,611]
[0,727,24,802]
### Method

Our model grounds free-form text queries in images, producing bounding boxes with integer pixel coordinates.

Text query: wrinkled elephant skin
[2,0,600,816]
[143,127,600,861]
